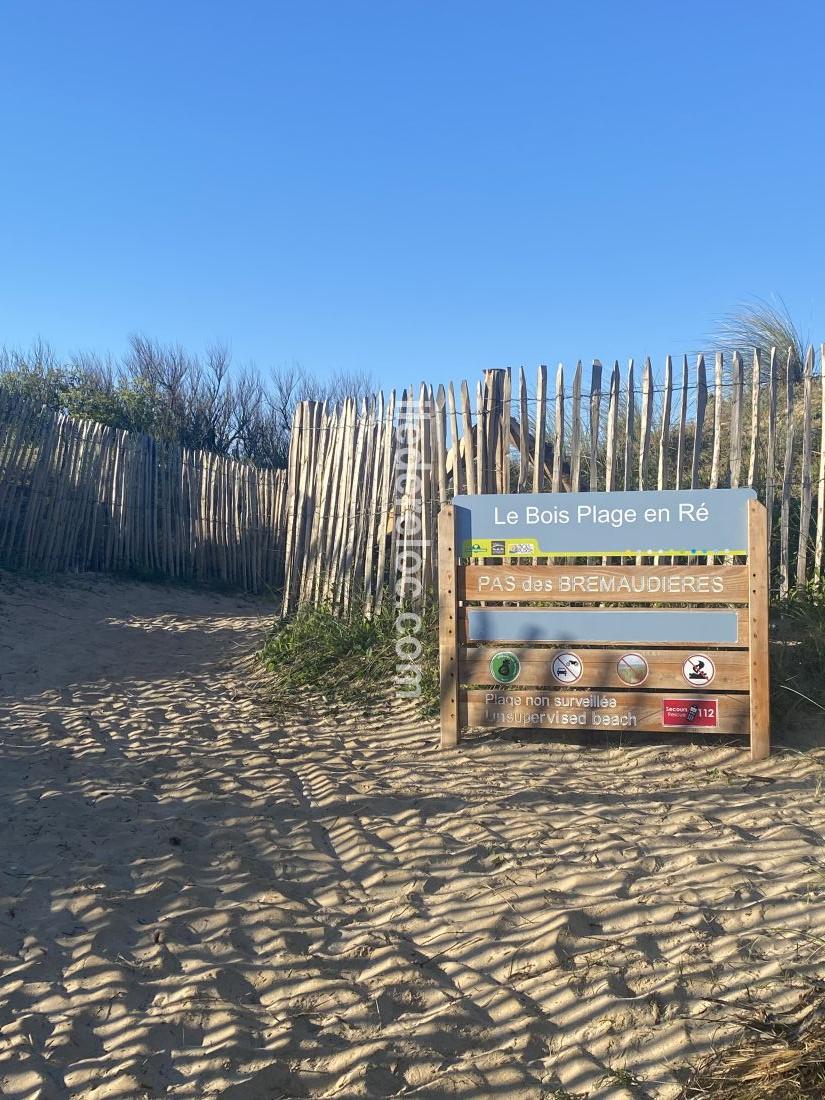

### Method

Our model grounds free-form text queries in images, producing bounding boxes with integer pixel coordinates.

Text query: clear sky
[1,1,823,395]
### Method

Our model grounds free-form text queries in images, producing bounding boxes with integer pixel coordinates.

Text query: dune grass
[260,597,439,716]
[771,581,825,717]
[683,991,825,1099]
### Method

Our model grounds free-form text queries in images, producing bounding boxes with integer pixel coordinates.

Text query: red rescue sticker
[662,698,718,728]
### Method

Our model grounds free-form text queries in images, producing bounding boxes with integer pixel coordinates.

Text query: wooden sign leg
[438,505,460,749]
[748,500,770,761]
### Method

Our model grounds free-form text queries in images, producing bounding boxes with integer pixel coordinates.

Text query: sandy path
[2,573,825,1099]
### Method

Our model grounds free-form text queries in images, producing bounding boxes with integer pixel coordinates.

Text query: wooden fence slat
[589,359,602,491]
[517,367,529,492]
[533,364,547,493]
[747,348,761,490]
[765,347,779,557]
[709,352,724,491]
[475,380,486,495]
[304,402,332,602]
[372,391,396,611]
[796,346,815,586]
[419,384,434,592]
[460,380,477,496]
[604,362,619,493]
[570,361,583,492]
[657,354,673,492]
[623,358,635,491]
[484,370,503,494]
[690,354,707,490]
[638,358,653,491]
[780,349,796,598]
[350,398,377,605]
[552,363,565,494]
[815,345,825,580]
[675,354,688,490]
[729,350,744,488]
[655,355,673,566]
[501,368,511,494]
[434,384,448,511]
[447,381,462,497]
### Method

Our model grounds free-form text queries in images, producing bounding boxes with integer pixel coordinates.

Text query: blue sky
[1,1,823,395]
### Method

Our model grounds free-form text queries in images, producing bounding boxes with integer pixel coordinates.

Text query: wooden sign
[438,489,770,760]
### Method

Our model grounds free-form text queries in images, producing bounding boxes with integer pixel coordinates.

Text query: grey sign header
[453,488,754,556]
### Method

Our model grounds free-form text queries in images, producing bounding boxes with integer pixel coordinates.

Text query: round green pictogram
[490,650,520,684]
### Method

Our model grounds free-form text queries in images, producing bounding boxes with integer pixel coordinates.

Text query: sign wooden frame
[438,496,770,760]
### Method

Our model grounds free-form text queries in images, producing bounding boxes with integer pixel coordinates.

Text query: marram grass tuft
[260,598,439,717]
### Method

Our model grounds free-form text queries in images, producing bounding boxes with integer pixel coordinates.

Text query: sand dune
[2,572,825,1098]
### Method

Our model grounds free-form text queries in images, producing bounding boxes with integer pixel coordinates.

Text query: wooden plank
[796,345,814,586]
[461,564,749,603]
[434,384,448,510]
[532,364,547,492]
[747,348,761,489]
[501,368,511,494]
[675,355,688,489]
[395,391,411,602]
[438,505,460,749]
[372,392,396,611]
[765,347,778,557]
[690,354,707,489]
[588,359,602,491]
[419,384,434,591]
[280,400,304,613]
[331,398,357,609]
[461,646,750,692]
[458,606,750,647]
[351,399,377,604]
[729,350,744,488]
[655,355,673,567]
[552,363,564,493]
[461,689,750,736]
[482,370,499,494]
[460,380,477,495]
[638,358,653,491]
[475,380,486,495]
[780,348,795,598]
[305,402,334,603]
[816,345,825,580]
[709,352,723,490]
[623,358,635,491]
[447,382,462,496]
[299,401,324,603]
[517,366,529,491]
[398,390,419,605]
[312,405,341,604]
[604,362,619,492]
[705,352,724,567]
[570,361,583,492]
[747,499,770,760]
[657,354,673,491]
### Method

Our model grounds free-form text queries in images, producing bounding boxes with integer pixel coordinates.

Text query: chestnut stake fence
[279,346,825,614]
[0,389,288,592]
[2,345,824,605]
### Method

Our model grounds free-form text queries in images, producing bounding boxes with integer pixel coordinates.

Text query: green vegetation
[713,296,807,382]
[260,598,439,716]
[262,587,825,733]
[0,335,373,469]
[771,582,825,716]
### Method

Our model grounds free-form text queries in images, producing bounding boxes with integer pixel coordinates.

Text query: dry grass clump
[684,991,825,1099]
